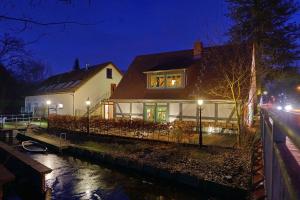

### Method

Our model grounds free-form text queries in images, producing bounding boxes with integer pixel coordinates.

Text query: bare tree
[203,44,254,146]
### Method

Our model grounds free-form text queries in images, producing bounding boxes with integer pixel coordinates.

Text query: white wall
[182,103,197,116]
[117,103,131,114]
[25,93,74,115]
[218,103,236,120]
[132,103,143,114]
[169,103,180,116]
[202,103,215,117]
[74,64,123,115]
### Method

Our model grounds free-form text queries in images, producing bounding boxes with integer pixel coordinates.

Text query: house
[110,42,253,131]
[25,62,123,117]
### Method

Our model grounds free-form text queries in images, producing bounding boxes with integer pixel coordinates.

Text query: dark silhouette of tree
[73,58,80,70]
[0,34,29,68]
[227,0,300,70]
[0,64,19,113]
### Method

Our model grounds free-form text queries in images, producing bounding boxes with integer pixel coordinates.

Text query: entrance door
[144,105,155,121]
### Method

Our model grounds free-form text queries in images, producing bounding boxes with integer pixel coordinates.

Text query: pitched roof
[34,62,120,95]
[111,43,252,100]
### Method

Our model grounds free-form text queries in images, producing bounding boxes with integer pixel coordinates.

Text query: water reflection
[29,153,210,200]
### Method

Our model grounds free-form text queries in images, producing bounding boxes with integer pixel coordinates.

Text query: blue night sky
[1,0,299,75]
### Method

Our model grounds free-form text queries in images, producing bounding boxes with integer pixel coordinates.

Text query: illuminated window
[148,71,184,89]
[149,74,165,88]
[166,74,182,88]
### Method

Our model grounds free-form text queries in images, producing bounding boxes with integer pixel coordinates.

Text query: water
[0,132,218,200]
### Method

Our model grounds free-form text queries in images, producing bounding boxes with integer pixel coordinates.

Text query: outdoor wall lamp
[46,100,51,105]
[85,98,91,106]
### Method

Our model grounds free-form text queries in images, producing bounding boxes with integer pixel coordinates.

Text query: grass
[1,120,48,130]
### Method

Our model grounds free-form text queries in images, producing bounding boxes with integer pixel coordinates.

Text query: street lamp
[197,99,204,148]
[46,100,51,130]
[85,98,91,134]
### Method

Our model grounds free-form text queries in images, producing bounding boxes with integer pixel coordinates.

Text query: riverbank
[17,130,252,199]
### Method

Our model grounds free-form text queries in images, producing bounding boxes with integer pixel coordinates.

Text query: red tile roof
[111,43,252,100]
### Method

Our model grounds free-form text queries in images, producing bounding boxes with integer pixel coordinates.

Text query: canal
[1,132,219,200]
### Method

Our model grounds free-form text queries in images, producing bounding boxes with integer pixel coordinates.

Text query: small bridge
[260,108,300,200]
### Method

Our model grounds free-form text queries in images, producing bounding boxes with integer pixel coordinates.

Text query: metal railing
[261,108,300,200]
[0,113,42,129]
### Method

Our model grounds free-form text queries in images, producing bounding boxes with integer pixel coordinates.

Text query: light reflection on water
[29,153,208,200]
[0,133,216,200]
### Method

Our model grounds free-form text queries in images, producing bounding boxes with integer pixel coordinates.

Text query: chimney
[193,41,203,59]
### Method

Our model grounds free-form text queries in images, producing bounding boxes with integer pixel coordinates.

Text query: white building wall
[218,103,236,118]
[202,103,215,118]
[25,93,74,115]
[117,103,131,114]
[169,103,180,116]
[74,64,122,115]
[132,103,143,114]
[182,103,197,116]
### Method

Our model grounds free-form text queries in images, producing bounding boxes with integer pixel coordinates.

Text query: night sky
[1,0,299,75]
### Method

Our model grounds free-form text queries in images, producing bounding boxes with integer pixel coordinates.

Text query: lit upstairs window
[147,71,185,89]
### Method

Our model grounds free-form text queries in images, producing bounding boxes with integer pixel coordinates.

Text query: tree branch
[0,15,99,26]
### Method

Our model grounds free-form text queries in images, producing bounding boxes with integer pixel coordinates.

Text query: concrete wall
[74,64,122,115]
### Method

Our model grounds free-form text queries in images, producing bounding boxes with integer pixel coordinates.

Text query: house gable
[73,63,123,115]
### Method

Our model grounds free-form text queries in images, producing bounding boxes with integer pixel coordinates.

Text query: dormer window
[146,70,185,89]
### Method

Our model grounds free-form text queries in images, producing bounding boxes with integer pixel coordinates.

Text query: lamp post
[46,100,51,130]
[85,98,91,134]
[197,99,203,148]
